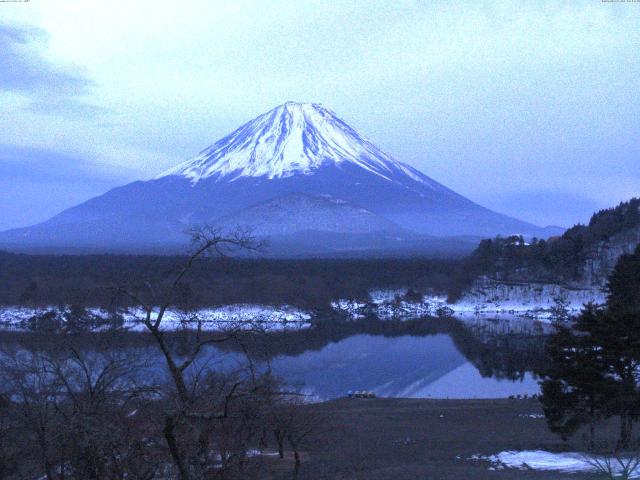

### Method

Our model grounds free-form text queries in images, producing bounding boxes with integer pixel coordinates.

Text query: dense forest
[450,198,640,299]
[0,253,460,309]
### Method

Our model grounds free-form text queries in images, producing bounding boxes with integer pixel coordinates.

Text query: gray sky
[1,0,638,230]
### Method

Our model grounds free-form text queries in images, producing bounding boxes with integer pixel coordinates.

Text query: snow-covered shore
[455,278,605,317]
[0,304,312,332]
[0,279,605,333]
[332,282,604,322]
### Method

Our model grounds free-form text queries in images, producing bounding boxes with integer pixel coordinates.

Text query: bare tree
[116,227,280,479]
[584,452,640,480]
[0,393,21,478]
[117,227,263,403]
[268,395,320,475]
[0,227,304,479]
[1,346,66,479]
[0,337,158,480]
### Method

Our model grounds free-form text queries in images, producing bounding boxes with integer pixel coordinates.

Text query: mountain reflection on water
[0,316,549,401]
[269,334,540,399]
[223,316,549,400]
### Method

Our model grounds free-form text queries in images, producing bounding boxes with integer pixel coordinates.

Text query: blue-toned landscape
[1,2,639,479]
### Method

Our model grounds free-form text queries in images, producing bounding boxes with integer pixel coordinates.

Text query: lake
[0,315,549,401]
[268,333,541,400]
[203,316,548,400]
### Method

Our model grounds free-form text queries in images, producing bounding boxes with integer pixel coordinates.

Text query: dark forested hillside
[451,198,640,298]
[5,199,638,309]
[0,252,460,309]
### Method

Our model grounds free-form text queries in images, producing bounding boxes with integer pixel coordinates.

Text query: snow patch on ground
[331,294,450,321]
[455,278,605,319]
[368,289,410,304]
[333,283,605,322]
[121,304,311,332]
[0,304,312,332]
[0,306,48,326]
[470,450,640,477]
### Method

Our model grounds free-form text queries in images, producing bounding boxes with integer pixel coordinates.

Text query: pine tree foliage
[539,244,640,450]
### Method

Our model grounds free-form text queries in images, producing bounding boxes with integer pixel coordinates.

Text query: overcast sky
[1,0,638,230]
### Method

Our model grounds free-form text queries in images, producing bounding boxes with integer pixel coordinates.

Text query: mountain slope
[215,192,403,236]
[0,102,556,254]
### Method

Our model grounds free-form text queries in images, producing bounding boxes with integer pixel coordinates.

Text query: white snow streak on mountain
[159,102,441,190]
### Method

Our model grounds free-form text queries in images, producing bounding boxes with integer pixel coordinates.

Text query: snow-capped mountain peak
[0,101,553,251]
[158,102,434,186]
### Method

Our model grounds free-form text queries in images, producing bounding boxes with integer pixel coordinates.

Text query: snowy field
[470,450,640,477]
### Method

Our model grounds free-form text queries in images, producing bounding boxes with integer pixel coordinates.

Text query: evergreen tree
[540,245,640,450]
[607,244,640,316]
[600,244,640,449]
[539,304,612,449]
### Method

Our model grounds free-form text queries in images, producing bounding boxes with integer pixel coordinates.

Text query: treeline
[450,198,640,299]
[0,253,460,309]
[6,198,637,309]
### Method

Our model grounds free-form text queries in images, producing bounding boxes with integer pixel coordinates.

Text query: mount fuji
[0,102,559,255]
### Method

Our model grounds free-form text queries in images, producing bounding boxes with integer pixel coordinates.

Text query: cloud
[0,144,129,184]
[0,22,101,117]
[0,144,129,231]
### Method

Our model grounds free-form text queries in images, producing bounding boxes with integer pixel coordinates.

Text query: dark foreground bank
[266,397,606,480]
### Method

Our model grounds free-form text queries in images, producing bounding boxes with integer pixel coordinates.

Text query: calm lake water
[267,333,541,400]
[0,316,548,401]
[202,316,548,400]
